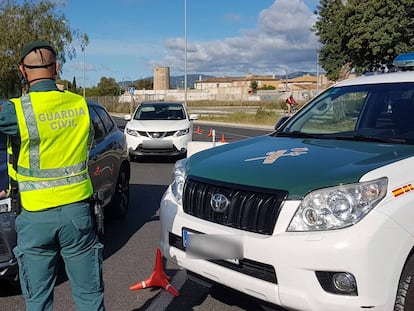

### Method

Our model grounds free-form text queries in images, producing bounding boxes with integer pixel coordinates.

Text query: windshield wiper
[275,131,321,138]
[330,134,407,144]
[276,132,409,144]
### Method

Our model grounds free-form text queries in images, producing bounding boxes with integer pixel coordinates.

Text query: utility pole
[184,0,188,105]
[81,44,86,98]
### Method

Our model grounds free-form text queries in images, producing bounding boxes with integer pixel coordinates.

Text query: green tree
[132,78,153,90]
[72,76,77,92]
[314,0,414,80]
[0,0,88,97]
[97,77,120,96]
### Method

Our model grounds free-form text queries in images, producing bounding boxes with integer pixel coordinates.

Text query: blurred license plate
[182,228,197,248]
[182,228,240,265]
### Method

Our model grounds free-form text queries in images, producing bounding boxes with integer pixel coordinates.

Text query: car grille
[183,177,288,235]
[138,131,176,138]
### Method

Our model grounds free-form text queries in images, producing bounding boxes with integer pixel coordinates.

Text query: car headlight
[174,128,190,137]
[287,177,388,231]
[125,127,139,137]
[170,158,187,204]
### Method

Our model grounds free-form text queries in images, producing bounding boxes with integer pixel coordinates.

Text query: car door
[88,103,122,208]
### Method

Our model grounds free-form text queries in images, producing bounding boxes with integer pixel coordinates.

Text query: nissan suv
[0,99,130,285]
[124,102,197,159]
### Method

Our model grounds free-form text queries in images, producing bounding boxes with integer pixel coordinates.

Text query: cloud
[156,0,318,76]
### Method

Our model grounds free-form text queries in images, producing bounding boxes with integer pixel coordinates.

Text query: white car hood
[126,119,190,131]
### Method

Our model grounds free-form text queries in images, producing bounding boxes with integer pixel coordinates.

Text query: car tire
[107,164,130,219]
[395,255,414,310]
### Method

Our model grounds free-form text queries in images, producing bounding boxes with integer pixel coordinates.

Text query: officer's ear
[19,64,26,76]
[54,62,59,77]
[19,64,28,83]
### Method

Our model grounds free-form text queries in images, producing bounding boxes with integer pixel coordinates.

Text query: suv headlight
[171,158,187,204]
[125,127,139,137]
[174,128,190,137]
[287,177,388,231]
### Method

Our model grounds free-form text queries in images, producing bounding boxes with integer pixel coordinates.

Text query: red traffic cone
[195,125,203,134]
[220,133,226,143]
[129,248,180,297]
[208,128,213,137]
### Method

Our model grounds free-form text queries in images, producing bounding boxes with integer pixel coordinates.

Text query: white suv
[124,102,197,159]
[160,53,414,310]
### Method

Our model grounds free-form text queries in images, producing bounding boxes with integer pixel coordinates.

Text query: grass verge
[197,108,285,127]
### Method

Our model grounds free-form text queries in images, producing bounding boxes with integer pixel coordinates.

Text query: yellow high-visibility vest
[10,91,93,211]
[7,136,17,181]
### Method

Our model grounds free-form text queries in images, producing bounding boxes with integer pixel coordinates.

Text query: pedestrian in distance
[0,41,105,311]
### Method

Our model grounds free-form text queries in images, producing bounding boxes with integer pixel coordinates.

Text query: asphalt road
[0,120,275,311]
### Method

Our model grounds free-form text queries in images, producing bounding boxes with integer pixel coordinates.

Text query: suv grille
[138,131,176,138]
[183,177,288,235]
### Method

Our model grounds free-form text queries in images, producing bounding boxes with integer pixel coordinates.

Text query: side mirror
[124,114,132,121]
[189,114,198,121]
[274,116,290,130]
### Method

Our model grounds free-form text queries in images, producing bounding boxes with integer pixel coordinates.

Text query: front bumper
[160,186,407,311]
[126,134,190,157]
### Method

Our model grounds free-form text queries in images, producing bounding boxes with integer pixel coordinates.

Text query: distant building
[120,69,330,103]
[153,67,170,90]
[194,73,329,101]
[194,74,281,91]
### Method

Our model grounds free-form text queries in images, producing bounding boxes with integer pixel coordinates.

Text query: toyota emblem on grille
[210,193,230,213]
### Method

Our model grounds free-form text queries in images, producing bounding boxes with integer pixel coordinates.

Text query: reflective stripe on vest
[18,172,89,191]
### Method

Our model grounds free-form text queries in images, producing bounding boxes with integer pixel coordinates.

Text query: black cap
[20,40,56,63]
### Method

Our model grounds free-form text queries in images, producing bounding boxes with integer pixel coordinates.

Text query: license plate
[182,228,241,265]
[182,228,197,248]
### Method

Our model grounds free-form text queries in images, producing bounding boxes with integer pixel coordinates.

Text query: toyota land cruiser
[160,53,414,310]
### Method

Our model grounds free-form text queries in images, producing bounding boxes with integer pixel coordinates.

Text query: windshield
[276,82,414,144]
[134,103,185,120]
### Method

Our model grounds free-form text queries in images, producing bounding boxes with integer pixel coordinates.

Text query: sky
[59,0,320,87]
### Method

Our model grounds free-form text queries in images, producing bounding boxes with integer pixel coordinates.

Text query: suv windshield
[277,82,414,144]
[134,103,185,120]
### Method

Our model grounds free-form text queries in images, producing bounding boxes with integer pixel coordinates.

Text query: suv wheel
[107,165,130,219]
[395,255,414,310]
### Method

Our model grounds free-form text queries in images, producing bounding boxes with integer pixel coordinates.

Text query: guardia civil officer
[0,41,105,311]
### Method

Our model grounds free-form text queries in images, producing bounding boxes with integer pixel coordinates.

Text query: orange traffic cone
[195,125,203,134]
[208,128,213,137]
[220,133,226,143]
[129,248,180,296]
